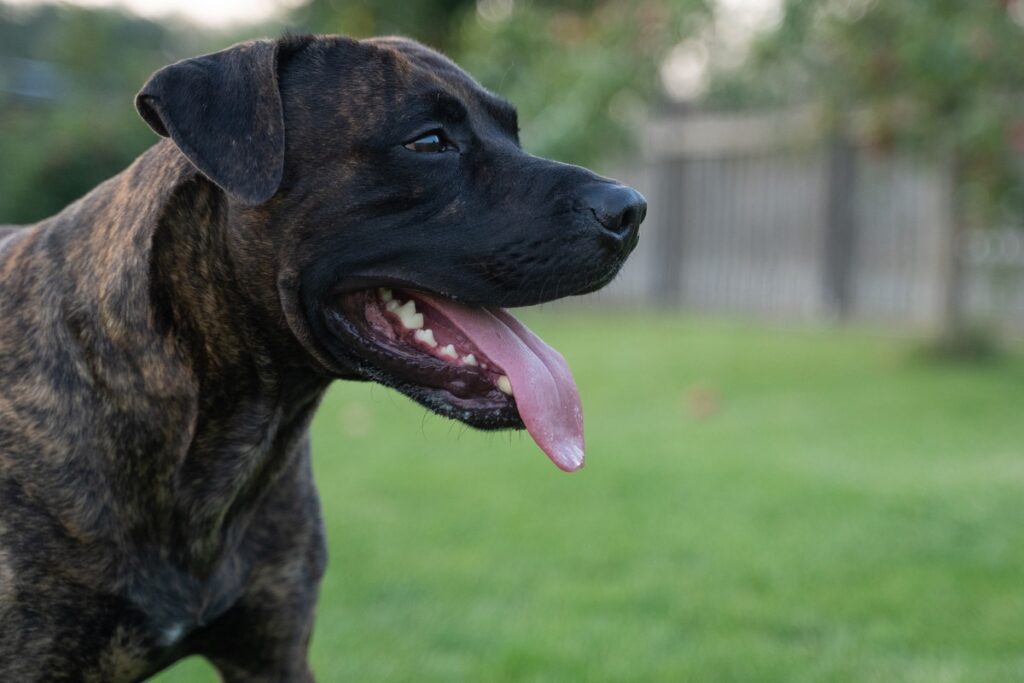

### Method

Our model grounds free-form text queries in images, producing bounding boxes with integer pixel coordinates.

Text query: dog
[0,34,645,681]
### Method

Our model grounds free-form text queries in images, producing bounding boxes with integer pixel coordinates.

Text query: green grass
[155,312,1024,682]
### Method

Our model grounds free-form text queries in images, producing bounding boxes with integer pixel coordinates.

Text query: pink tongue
[417,294,585,472]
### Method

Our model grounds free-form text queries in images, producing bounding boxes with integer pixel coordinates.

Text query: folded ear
[135,40,285,205]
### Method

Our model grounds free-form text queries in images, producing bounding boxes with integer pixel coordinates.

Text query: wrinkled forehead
[362,36,519,136]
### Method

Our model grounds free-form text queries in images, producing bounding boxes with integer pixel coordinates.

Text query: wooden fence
[596,108,1024,330]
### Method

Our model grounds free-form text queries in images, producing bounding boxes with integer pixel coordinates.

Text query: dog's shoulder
[0,225,22,253]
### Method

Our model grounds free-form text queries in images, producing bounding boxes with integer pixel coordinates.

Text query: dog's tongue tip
[549,441,585,472]
[481,309,586,473]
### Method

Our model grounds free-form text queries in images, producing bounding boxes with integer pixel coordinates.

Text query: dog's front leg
[193,460,327,683]
[197,575,321,683]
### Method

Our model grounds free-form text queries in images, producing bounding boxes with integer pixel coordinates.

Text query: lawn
[155,311,1024,682]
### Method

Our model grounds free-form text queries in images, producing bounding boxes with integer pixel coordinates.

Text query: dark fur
[0,35,643,681]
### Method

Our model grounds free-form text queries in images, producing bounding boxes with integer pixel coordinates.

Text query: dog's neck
[31,141,331,572]
[149,150,333,568]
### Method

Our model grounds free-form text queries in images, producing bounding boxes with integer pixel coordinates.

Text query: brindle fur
[0,34,643,681]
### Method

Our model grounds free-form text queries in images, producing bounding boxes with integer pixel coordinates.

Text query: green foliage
[705,0,1024,222]
[1,105,153,224]
[290,0,475,53]
[153,311,1024,682]
[453,2,706,167]
[0,4,221,223]
[291,0,711,166]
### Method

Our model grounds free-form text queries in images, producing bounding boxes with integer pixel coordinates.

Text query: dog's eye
[404,132,456,153]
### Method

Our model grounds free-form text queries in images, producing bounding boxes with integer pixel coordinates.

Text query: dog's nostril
[617,207,640,236]
[584,183,647,244]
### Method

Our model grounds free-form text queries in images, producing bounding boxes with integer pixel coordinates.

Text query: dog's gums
[326,287,586,472]
[371,288,512,393]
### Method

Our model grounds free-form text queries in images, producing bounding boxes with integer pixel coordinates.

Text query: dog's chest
[125,550,250,634]
[74,556,250,680]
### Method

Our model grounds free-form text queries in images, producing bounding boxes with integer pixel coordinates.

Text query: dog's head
[136,35,646,471]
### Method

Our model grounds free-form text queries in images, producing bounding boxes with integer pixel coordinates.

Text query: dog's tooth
[378,287,393,302]
[462,354,478,366]
[440,344,458,359]
[396,301,423,329]
[496,375,513,396]
[413,328,437,347]
[385,299,400,312]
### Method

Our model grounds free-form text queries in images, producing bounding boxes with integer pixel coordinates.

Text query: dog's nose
[583,183,647,246]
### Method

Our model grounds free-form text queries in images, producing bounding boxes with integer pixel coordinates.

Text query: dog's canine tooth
[496,375,513,395]
[462,354,477,366]
[378,287,393,302]
[413,328,437,347]
[439,344,457,359]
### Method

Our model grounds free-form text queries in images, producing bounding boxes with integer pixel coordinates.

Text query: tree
[707,0,1024,221]
[0,3,219,223]
[704,0,1024,348]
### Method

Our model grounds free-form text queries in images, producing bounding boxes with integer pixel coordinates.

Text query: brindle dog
[0,35,645,681]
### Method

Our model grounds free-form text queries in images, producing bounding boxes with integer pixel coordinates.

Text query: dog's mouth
[324,288,584,472]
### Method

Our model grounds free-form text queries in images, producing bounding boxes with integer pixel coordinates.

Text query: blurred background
[2,1,1024,681]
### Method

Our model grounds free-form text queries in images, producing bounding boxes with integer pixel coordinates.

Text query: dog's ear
[135,40,285,205]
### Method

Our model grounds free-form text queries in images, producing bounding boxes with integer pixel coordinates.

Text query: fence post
[822,134,857,318]
[651,157,685,306]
